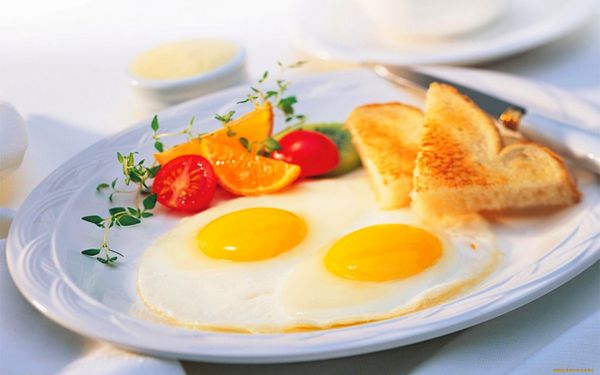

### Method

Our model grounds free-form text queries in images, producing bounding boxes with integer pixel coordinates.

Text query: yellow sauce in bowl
[130,38,239,80]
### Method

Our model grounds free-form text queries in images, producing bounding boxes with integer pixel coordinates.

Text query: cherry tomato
[272,130,339,177]
[152,155,217,213]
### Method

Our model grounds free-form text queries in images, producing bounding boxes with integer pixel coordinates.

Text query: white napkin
[58,345,185,375]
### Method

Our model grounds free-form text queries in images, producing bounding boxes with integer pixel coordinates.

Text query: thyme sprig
[227,60,308,155]
[96,152,160,205]
[82,151,159,265]
[214,111,238,137]
[151,115,199,152]
[237,60,307,124]
[214,110,236,125]
[81,194,157,264]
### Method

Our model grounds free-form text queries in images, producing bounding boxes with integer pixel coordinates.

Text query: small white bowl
[128,42,247,104]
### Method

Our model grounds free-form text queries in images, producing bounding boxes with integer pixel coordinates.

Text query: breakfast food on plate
[272,130,340,177]
[137,173,500,333]
[154,102,273,165]
[346,103,423,208]
[199,136,301,195]
[411,83,580,216]
[275,123,361,177]
[152,155,217,213]
[83,63,583,334]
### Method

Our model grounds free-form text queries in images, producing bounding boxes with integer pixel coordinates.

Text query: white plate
[291,0,595,65]
[6,69,600,363]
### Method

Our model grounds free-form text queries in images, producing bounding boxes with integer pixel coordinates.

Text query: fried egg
[281,209,499,328]
[137,171,500,333]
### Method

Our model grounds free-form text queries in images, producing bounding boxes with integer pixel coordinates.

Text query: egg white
[137,172,373,332]
[137,171,501,333]
[280,209,500,329]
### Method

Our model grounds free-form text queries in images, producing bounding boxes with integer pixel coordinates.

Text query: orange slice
[154,138,202,166]
[200,138,301,196]
[206,102,273,149]
[154,102,273,165]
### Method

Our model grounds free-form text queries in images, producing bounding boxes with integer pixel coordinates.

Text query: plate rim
[6,69,600,363]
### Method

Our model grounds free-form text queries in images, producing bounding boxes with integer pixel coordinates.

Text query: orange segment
[206,102,273,149]
[154,103,273,165]
[200,138,301,196]
[154,138,202,166]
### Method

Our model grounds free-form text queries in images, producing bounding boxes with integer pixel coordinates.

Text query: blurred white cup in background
[355,0,505,39]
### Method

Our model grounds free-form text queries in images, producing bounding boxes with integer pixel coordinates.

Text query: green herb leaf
[143,194,157,210]
[265,90,278,100]
[117,215,141,226]
[215,110,236,124]
[128,171,142,183]
[278,96,297,115]
[263,137,282,152]
[148,165,161,177]
[141,212,153,218]
[117,152,124,164]
[108,256,118,262]
[96,257,108,264]
[82,215,103,226]
[108,207,126,216]
[127,153,135,167]
[238,137,251,152]
[154,141,164,152]
[127,207,139,215]
[81,248,101,256]
[259,70,269,83]
[151,115,159,132]
[96,183,109,192]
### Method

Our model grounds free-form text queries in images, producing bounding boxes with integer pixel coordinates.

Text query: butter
[130,39,239,80]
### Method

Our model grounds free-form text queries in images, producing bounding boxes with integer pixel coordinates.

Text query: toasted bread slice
[346,103,423,208]
[411,83,580,216]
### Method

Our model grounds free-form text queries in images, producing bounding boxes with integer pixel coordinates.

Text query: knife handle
[519,111,600,175]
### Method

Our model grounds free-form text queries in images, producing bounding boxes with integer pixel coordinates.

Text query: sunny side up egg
[137,171,501,333]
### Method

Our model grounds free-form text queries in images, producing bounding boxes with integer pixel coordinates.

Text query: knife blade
[369,63,600,175]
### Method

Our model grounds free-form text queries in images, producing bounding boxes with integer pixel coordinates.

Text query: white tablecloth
[1,1,599,374]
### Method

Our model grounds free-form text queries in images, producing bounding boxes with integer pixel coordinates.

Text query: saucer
[290,0,595,65]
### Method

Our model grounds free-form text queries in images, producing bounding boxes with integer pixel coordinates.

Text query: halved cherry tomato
[152,155,217,213]
[272,130,339,177]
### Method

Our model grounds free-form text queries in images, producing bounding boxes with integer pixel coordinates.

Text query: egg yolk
[324,224,442,282]
[197,207,307,261]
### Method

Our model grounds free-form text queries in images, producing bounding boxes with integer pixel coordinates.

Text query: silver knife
[369,63,600,175]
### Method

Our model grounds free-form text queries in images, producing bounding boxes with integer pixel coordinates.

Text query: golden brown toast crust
[347,103,423,208]
[414,84,504,192]
[412,83,580,215]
